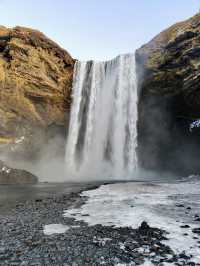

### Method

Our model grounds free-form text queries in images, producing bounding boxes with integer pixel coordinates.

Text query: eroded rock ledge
[0,26,74,157]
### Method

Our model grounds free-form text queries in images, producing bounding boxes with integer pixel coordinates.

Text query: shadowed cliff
[136,13,200,175]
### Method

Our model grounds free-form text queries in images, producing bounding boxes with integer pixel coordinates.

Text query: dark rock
[35,199,42,202]
[136,13,200,175]
[180,224,190,228]
[0,160,37,184]
[176,204,184,208]
[179,252,190,260]
[188,262,196,266]
[2,191,194,266]
[139,221,150,231]
[192,227,200,235]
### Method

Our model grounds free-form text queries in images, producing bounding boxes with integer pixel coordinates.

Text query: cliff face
[0,26,74,157]
[136,13,200,174]
[1,16,200,175]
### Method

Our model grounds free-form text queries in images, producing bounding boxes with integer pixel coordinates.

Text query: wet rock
[35,199,42,202]
[180,224,190,228]
[136,13,200,175]
[0,193,179,266]
[176,204,185,208]
[0,161,38,184]
[179,252,191,260]
[192,227,200,235]
[139,221,150,232]
[0,189,198,266]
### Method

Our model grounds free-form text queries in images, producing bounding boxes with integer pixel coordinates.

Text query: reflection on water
[0,174,199,214]
[0,182,100,214]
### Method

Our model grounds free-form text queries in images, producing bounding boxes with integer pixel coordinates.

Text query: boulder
[0,26,74,158]
[0,160,37,184]
[136,13,200,174]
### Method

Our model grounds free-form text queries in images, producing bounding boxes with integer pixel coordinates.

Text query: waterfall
[65,54,138,180]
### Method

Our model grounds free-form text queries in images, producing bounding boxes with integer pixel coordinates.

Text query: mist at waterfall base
[1,53,139,182]
[0,53,181,183]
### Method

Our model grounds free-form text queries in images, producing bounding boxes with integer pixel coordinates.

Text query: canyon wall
[1,14,200,176]
[136,13,200,174]
[0,26,74,158]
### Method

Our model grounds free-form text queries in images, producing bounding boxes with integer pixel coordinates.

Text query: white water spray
[65,54,138,180]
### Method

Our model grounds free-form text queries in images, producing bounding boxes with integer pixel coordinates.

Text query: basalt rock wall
[136,13,200,175]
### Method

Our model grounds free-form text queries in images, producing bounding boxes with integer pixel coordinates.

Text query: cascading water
[65,53,138,180]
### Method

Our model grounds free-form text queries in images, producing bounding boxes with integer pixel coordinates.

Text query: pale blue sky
[0,0,199,60]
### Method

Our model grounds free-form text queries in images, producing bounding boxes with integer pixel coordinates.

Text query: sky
[0,0,199,60]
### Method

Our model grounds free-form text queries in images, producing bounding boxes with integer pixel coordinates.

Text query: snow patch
[15,136,25,144]
[43,224,70,235]
[93,236,112,246]
[115,262,136,266]
[141,260,154,266]
[64,181,200,263]
[190,119,200,132]
[1,166,11,174]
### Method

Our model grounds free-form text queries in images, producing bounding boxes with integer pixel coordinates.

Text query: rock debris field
[0,180,200,266]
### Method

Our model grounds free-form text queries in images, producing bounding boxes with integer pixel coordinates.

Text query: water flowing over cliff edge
[1,13,200,181]
[65,54,138,180]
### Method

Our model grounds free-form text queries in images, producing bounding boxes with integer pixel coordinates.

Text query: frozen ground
[62,176,200,264]
[1,178,200,265]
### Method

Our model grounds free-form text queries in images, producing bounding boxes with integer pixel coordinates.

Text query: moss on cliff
[136,13,200,174]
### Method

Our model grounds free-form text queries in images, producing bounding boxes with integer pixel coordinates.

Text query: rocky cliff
[0,26,74,157]
[1,14,200,176]
[136,13,200,174]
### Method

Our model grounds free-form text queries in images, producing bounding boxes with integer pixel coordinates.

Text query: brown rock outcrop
[0,26,74,157]
[0,160,37,184]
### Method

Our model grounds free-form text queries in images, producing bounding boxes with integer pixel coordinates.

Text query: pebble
[0,191,198,265]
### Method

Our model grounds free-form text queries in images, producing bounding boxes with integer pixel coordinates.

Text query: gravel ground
[0,185,199,266]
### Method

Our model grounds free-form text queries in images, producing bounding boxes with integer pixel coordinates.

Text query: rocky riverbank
[0,181,200,266]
